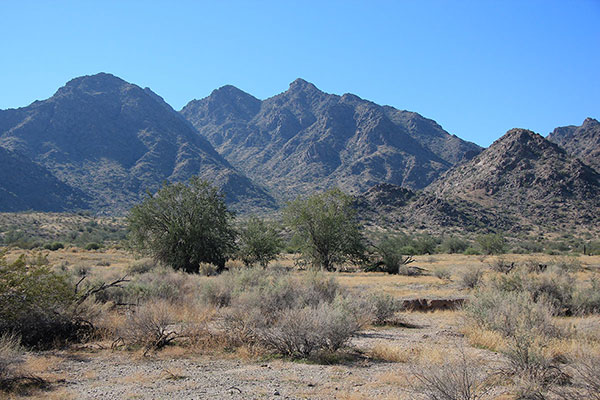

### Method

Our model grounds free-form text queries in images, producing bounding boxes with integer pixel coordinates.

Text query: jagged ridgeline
[357,127,600,234]
[180,79,481,201]
[0,73,598,234]
[0,73,275,214]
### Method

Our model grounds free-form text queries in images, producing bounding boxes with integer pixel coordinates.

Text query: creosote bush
[0,252,86,348]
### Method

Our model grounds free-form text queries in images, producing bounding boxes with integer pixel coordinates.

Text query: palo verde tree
[237,216,283,268]
[283,188,365,271]
[128,177,236,273]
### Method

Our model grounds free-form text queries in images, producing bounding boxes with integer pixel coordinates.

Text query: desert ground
[2,249,599,400]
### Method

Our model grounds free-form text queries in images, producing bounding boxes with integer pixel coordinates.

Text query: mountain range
[358,127,600,234]
[181,79,481,200]
[0,72,598,234]
[0,73,274,213]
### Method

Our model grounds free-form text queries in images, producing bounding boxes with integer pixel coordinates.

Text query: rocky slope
[547,118,600,172]
[181,79,481,200]
[425,128,600,232]
[0,147,89,212]
[0,73,275,213]
[356,183,516,233]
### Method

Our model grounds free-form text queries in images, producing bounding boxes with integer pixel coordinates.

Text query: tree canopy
[128,177,236,273]
[283,188,365,271]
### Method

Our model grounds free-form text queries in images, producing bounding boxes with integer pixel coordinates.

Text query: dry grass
[2,249,599,398]
[367,343,420,363]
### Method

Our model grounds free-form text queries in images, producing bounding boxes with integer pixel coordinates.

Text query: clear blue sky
[1,0,598,147]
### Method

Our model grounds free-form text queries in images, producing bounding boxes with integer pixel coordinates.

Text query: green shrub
[0,253,84,348]
[43,242,64,251]
[369,234,416,274]
[476,233,506,255]
[412,235,438,255]
[84,242,102,251]
[440,236,469,254]
[463,247,481,255]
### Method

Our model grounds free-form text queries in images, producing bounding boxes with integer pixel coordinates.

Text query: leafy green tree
[128,177,236,273]
[283,188,365,271]
[237,216,283,268]
[476,233,507,255]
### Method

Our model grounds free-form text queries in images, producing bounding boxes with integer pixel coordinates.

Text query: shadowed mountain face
[547,118,600,173]
[425,128,600,231]
[0,147,90,212]
[181,79,481,200]
[0,73,275,213]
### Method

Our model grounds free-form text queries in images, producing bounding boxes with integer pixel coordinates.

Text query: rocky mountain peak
[426,127,600,230]
[57,72,130,96]
[582,117,599,128]
[0,74,276,213]
[287,78,320,94]
[547,117,600,172]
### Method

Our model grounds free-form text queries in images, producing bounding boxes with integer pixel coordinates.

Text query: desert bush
[368,234,416,274]
[0,253,86,347]
[414,348,495,400]
[253,302,360,357]
[0,333,24,389]
[465,288,560,339]
[412,234,439,255]
[204,268,363,357]
[197,262,219,276]
[572,276,600,315]
[460,266,484,289]
[93,267,192,305]
[558,353,600,400]
[581,241,600,256]
[502,332,567,391]
[127,258,158,274]
[366,292,398,325]
[116,300,178,353]
[84,242,102,250]
[522,257,548,273]
[433,267,452,281]
[43,242,64,251]
[488,257,515,274]
[463,247,481,255]
[551,257,581,273]
[465,286,568,396]
[489,270,577,316]
[523,273,575,316]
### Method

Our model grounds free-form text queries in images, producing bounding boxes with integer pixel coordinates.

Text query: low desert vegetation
[1,180,599,398]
